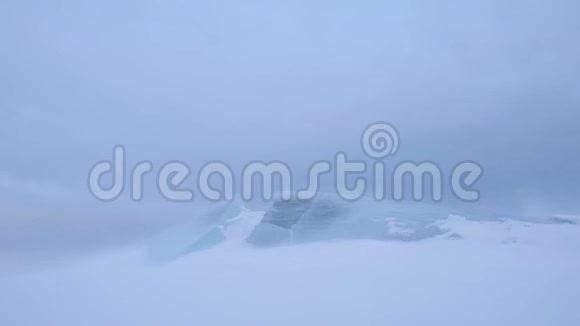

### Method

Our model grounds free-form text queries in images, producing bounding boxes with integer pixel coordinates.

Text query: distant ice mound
[148,196,580,260]
[148,203,263,262]
[551,215,580,224]
[246,195,451,246]
[246,195,580,248]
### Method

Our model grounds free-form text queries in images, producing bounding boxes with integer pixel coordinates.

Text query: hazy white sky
[1,0,579,209]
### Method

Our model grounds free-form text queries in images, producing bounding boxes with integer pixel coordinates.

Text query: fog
[1,0,579,275]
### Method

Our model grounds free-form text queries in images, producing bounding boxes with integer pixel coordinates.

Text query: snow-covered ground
[1,212,580,326]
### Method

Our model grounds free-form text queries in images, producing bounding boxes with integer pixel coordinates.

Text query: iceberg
[149,195,580,258]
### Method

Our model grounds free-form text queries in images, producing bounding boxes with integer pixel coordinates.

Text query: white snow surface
[1,212,580,326]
